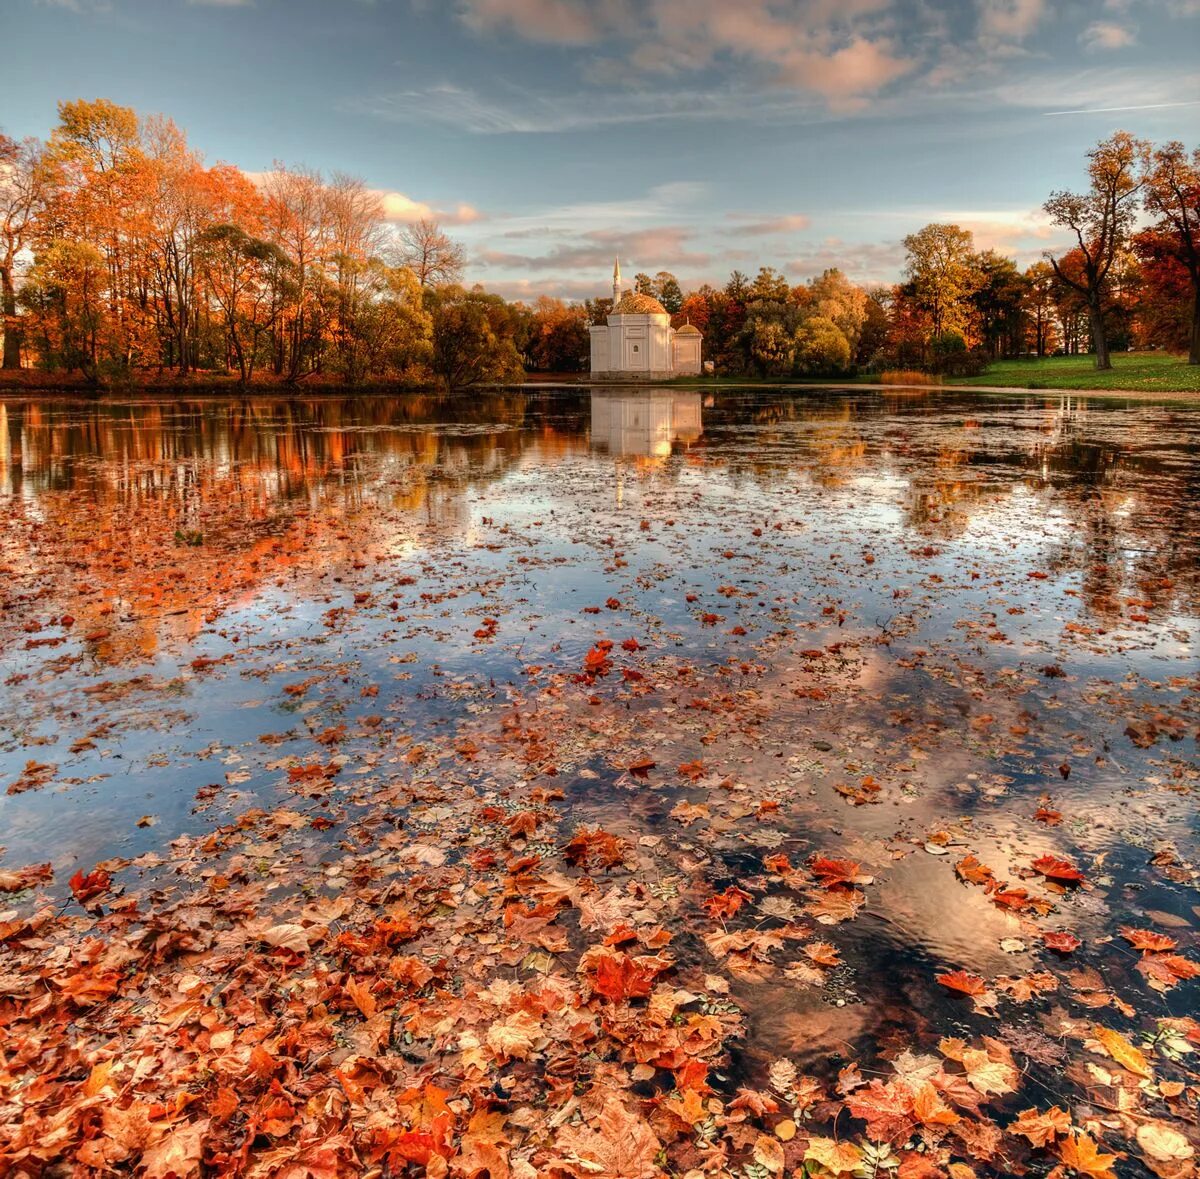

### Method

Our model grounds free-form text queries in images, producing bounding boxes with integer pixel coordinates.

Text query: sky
[4,0,1200,301]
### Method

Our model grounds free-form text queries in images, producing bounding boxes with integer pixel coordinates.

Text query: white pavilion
[589,259,702,379]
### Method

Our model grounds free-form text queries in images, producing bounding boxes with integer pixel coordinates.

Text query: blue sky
[4,0,1199,300]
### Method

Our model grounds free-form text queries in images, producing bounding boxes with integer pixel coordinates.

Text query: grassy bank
[952,353,1200,393]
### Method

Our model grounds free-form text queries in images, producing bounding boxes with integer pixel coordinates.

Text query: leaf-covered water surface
[0,389,1197,1178]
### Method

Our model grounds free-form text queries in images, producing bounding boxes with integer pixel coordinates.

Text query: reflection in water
[589,389,703,457]
[1,388,1198,1175]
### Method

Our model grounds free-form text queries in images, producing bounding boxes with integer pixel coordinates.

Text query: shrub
[793,316,852,375]
[880,369,938,386]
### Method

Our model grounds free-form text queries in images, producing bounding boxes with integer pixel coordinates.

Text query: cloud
[242,171,482,227]
[978,0,1046,42]
[1078,20,1137,50]
[455,0,612,45]
[475,225,711,272]
[728,214,813,236]
[449,0,916,106]
[348,83,830,134]
[372,190,483,226]
[787,238,907,285]
[992,65,1200,113]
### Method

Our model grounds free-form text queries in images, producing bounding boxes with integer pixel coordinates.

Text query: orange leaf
[936,969,988,996]
[1030,854,1084,884]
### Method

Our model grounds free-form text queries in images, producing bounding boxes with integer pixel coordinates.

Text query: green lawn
[955,353,1200,394]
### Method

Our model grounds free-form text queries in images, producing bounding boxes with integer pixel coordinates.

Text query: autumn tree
[524,296,589,372]
[972,250,1028,359]
[856,289,890,365]
[1044,131,1150,370]
[652,270,682,314]
[428,286,523,390]
[20,241,109,380]
[142,115,211,374]
[1020,262,1055,356]
[740,300,800,375]
[1142,141,1200,363]
[901,223,978,344]
[748,266,790,303]
[42,98,155,372]
[262,163,331,380]
[398,218,465,288]
[675,291,710,333]
[793,315,851,374]
[806,268,869,357]
[0,133,47,368]
[336,260,431,383]
[195,223,289,384]
[324,173,387,377]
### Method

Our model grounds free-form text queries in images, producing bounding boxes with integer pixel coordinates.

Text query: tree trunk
[1088,300,1111,371]
[1189,288,1200,366]
[1,264,21,370]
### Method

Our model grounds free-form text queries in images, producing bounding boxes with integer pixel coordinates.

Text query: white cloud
[727,214,813,236]
[372,190,483,225]
[1079,20,1137,50]
[978,0,1046,41]
[450,0,916,106]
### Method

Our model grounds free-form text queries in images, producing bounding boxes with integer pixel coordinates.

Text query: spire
[612,257,621,305]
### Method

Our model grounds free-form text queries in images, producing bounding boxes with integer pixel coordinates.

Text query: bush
[927,333,988,377]
[793,316,851,375]
[880,369,938,386]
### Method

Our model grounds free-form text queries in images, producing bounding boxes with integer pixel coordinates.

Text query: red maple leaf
[69,867,112,904]
[1031,855,1084,884]
[1042,931,1081,953]
[1120,927,1177,952]
[588,951,659,1003]
[846,1080,916,1144]
[704,885,753,920]
[809,856,870,889]
[936,969,988,996]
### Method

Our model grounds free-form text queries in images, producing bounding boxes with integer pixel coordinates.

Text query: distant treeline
[1,106,1197,387]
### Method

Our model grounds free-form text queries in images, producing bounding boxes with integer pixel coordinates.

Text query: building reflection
[588,390,703,458]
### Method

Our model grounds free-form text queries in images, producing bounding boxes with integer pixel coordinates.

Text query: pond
[1,388,1197,1177]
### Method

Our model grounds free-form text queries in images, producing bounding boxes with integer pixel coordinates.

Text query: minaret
[612,257,621,305]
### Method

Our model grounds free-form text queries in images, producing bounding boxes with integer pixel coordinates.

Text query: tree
[399,218,465,288]
[652,271,682,314]
[806,268,869,356]
[1133,227,1194,353]
[972,250,1028,359]
[1143,140,1200,363]
[724,271,750,302]
[195,223,289,384]
[43,98,154,372]
[675,291,711,333]
[793,316,851,374]
[338,260,431,382]
[748,266,790,303]
[428,287,523,390]
[0,134,46,368]
[856,289,890,366]
[741,300,800,375]
[633,272,654,296]
[525,297,589,372]
[902,223,978,343]
[20,240,110,380]
[1023,262,1056,356]
[1044,131,1150,370]
[262,163,328,380]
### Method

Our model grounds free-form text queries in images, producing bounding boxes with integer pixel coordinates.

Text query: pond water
[1,388,1197,1177]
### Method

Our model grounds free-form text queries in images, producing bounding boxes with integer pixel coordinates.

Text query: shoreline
[0,375,1197,404]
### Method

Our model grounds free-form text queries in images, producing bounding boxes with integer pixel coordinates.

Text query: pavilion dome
[674,322,701,335]
[612,291,668,316]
